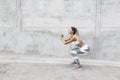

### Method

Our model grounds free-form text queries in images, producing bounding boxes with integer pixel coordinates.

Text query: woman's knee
[70,50,77,56]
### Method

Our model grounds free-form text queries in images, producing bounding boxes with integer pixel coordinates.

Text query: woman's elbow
[63,42,67,45]
[64,42,69,45]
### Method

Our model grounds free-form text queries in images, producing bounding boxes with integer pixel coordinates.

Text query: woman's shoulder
[72,35,78,40]
[73,35,77,38]
[73,35,79,40]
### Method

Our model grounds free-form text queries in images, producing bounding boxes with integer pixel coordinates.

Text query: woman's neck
[70,34,73,37]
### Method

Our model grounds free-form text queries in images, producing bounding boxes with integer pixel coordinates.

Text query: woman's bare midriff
[77,40,85,47]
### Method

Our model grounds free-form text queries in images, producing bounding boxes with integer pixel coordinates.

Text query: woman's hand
[60,34,64,40]
[61,34,64,38]
[60,34,66,44]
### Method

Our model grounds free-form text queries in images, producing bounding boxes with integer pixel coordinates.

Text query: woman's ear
[71,30,74,34]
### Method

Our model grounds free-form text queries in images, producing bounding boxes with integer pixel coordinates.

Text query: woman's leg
[70,50,80,66]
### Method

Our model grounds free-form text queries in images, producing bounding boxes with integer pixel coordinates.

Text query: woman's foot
[72,64,82,70]
[71,61,77,65]
[76,65,82,69]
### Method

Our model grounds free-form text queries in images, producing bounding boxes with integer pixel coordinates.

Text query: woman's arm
[60,34,72,42]
[60,35,76,44]
[64,36,72,42]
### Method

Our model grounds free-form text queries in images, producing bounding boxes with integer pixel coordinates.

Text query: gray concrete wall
[0,0,120,61]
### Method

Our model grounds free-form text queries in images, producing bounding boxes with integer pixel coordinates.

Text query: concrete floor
[0,57,120,80]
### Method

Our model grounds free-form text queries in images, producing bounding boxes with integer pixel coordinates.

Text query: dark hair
[71,27,77,35]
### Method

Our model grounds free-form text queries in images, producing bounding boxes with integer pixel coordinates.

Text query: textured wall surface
[0,0,120,61]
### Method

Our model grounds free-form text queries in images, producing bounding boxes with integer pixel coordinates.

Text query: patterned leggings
[70,45,90,65]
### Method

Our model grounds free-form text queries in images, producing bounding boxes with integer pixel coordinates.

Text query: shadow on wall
[98,29,120,61]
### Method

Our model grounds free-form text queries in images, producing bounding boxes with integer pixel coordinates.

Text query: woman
[60,27,90,69]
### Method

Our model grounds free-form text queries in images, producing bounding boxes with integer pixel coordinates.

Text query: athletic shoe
[72,65,82,70]
[71,61,77,64]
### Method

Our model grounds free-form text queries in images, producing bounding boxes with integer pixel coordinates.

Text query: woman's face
[68,27,73,34]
